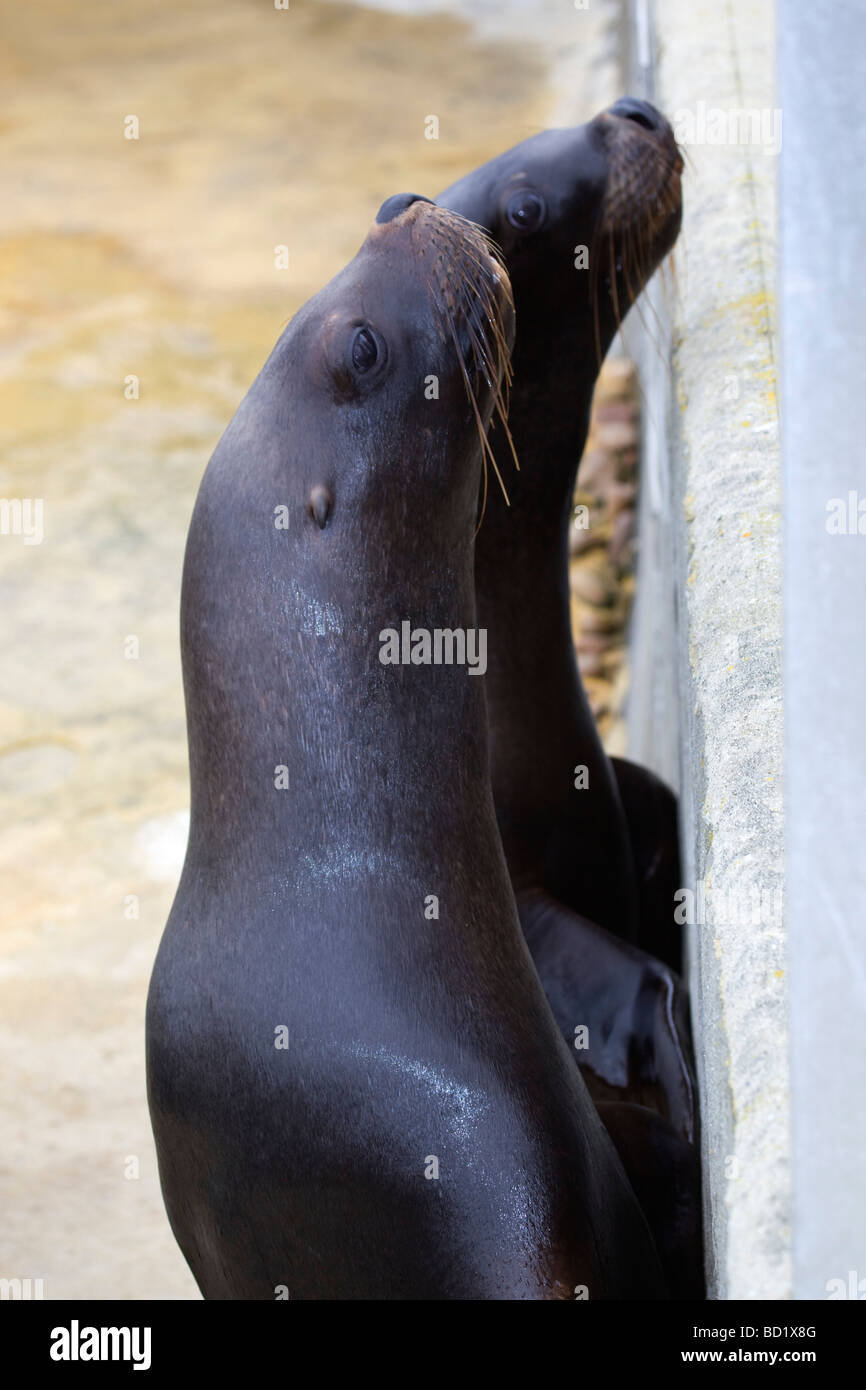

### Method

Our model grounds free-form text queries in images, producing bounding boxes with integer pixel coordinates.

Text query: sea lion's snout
[596,94,683,265]
[604,96,681,167]
[376,192,434,224]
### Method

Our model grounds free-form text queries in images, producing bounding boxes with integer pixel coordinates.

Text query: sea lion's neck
[474,358,636,928]
[181,503,494,874]
[475,389,592,819]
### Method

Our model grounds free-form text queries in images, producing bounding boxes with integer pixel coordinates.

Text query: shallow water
[0,0,616,1298]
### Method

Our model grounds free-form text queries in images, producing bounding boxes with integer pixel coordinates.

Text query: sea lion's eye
[351,326,379,373]
[505,190,546,233]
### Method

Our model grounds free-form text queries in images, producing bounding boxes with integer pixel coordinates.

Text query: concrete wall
[625,0,790,1298]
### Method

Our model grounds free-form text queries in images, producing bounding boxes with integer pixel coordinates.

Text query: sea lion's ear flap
[308,485,333,530]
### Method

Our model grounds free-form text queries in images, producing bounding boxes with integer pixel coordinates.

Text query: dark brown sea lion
[146,195,667,1300]
[437,100,695,1137]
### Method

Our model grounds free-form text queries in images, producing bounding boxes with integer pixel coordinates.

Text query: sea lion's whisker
[424,209,518,512]
[446,311,511,508]
[608,233,622,332]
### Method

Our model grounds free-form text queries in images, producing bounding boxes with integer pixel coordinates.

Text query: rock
[595,419,636,453]
[575,630,615,655]
[576,649,604,677]
[600,644,627,677]
[577,447,617,493]
[578,603,623,635]
[569,563,616,607]
[569,357,641,746]
[569,517,607,556]
[600,357,636,393]
[610,508,636,566]
[607,480,637,516]
[595,401,638,424]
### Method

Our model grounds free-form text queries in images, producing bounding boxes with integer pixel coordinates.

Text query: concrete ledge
[627,0,790,1299]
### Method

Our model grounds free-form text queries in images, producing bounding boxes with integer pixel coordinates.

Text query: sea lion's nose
[608,97,666,133]
[376,193,434,225]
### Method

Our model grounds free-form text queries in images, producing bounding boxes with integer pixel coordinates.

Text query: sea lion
[437,100,695,1136]
[146,195,667,1300]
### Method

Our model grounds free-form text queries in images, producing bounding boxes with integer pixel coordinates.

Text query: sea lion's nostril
[608,97,664,133]
[376,193,434,225]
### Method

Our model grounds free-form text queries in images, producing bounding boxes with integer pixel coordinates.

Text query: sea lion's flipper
[610,755,683,973]
[518,888,697,1142]
[598,1101,705,1300]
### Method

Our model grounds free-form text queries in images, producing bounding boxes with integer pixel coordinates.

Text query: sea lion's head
[437,97,682,363]
[179,198,517,839]
[299,194,516,531]
[181,199,515,807]
[205,196,514,551]
[184,199,515,692]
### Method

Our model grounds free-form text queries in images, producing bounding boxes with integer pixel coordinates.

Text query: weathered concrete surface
[0,0,621,1301]
[632,0,790,1298]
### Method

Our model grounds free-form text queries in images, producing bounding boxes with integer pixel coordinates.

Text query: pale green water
[0,0,615,1298]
